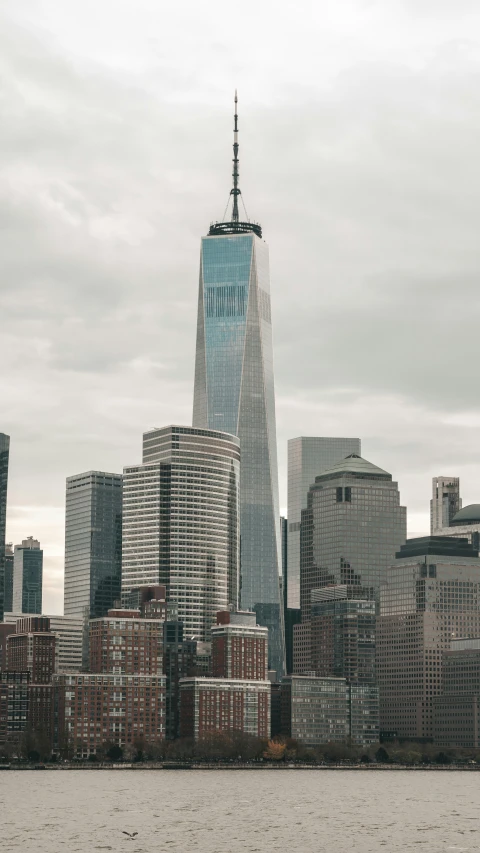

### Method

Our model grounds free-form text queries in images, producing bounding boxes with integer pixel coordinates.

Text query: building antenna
[208,92,262,238]
[231,90,240,223]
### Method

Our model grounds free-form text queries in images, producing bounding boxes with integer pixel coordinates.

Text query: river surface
[1,769,479,852]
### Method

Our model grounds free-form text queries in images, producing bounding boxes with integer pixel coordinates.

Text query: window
[336,487,343,503]
[345,487,352,503]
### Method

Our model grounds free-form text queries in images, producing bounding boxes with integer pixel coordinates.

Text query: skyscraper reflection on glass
[192,95,285,676]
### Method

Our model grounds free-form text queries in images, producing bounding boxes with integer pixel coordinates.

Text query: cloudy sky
[3,0,480,613]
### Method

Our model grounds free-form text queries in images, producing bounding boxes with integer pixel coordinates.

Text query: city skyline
[4,2,480,614]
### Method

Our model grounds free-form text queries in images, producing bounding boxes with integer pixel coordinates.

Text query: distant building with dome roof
[431,476,480,550]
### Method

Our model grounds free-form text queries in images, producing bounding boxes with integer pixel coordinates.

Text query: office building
[434,638,480,748]
[212,611,268,680]
[122,425,240,643]
[280,675,350,745]
[163,621,197,740]
[0,433,10,622]
[54,672,166,757]
[64,471,122,619]
[12,537,43,615]
[287,437,361,610]
[299,454,406,621]
[192,96,284,677]
[431,476,461,533]
[377,536,480,740]
[179,677,270,740]
[4,544,13,614]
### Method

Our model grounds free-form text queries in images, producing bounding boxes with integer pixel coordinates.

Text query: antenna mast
[231,90,240,222]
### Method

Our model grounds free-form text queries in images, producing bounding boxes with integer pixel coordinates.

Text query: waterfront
[2,769,479,852]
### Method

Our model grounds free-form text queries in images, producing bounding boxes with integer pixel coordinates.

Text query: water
[1,769,479,852]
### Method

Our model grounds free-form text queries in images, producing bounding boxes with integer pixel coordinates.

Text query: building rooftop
[315,453,391,483]
[451,504,480,526]
[395,535,478,560]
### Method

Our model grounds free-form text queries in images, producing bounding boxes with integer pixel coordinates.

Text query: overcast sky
[3,0,480,613]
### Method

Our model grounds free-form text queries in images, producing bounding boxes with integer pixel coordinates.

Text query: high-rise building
[4,613,84,673]
[280,675,350,745]
[0,672,29,745]
[299,454,406,621]
[431,476,461,533]
[54,608,166,757]
[310,587,379,745]
[212,610,268,680]
[7,617,57,745]
[64,471,122,619]
[377,536,480,740]
[192,96,285,676]
[4,544,13,614]
[287,437,361,610]
[434,638,480,748]
[54,672,166,757]
[12,537,43,615]
[0,433,10,622]
[122,425,240,643]
[88,609,164,675]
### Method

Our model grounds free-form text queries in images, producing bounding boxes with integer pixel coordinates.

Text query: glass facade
[377,539,480,739]
[12,537,43,614]
[0,433,10,621]
[300,454,407,620]
[193,234,285,676]
[121,426,240,643]
[64,471,122,619]
[287,437,361,609]
[4,544,13,614]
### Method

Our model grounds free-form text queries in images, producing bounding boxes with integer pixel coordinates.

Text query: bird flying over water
[122,831,138,839]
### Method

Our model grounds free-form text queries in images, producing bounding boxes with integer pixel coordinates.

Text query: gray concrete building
[377,536,480,740]
[64,471,122,619]
[280,674,350,745]
[287,437,361,611]
[121,426,240,643]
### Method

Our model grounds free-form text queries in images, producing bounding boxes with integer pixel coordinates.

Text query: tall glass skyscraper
[64,471,122,619]
[12,536,43,614]
[192,96,285,675]
[0,433,10,621]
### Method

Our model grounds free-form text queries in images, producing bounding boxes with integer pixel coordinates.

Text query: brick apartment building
[180,611,271,740]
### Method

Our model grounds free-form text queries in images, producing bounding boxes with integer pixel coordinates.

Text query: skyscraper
[431,476,461,533]
[64,471,122,619]
[4,544,13,614]
[121,425,240,642]
[192,95,285,675]
[12,537,43,614]
[287,437,361,610]
[377,535,480,739]
[299,453,406,620]
[0,433,10,622]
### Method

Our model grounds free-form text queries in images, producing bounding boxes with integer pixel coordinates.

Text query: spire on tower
[208,92,262,238]
[231,90,240,223]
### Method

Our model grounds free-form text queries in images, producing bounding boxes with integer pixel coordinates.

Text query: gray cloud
[2,4,480,612]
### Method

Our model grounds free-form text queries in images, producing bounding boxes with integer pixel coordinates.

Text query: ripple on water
[1,770,480,852]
